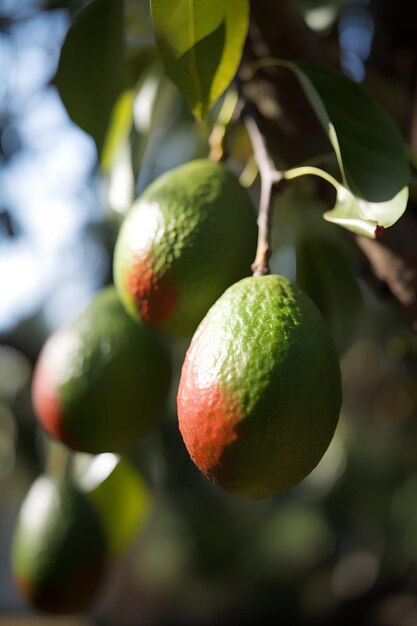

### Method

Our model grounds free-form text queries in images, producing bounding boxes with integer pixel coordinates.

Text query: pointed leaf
[292,63,410,202]
[284,166,409,238]
[55,0,128,153]
[150,0,249,119]
[324,184,409,237]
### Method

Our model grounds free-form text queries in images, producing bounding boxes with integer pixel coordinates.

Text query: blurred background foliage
[1,0,417,624]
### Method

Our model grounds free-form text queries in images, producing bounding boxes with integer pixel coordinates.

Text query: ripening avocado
[113,159,258,337]
[31,287,172,454]
[11,475,107,613]
[178,275,342,499]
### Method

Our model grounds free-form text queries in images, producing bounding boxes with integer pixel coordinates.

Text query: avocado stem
[244,113,284,276]
[46,441,72,477]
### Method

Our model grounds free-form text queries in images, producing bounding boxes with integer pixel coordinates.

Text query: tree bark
[239,0,332,167]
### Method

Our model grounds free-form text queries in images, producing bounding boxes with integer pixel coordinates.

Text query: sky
[0,3,109,333]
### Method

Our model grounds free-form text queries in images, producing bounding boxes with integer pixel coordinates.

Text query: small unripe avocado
[11,475,107,613]
[32,287,172,454]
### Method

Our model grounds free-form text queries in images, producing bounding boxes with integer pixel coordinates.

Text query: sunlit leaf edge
[284,166,409,238]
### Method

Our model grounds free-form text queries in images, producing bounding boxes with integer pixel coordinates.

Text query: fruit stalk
[244,113,284,276]
[46,442,71,477]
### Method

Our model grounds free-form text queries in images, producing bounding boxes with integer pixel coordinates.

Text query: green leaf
[292,62,410,202]
[296,235,362,345]
[55,0,128,154]
[101,89,135,173]
[271,186,361,352]
[324,183,409,237]
[76,455,151,558]
[150,0,249,120]
[285,166,409,238]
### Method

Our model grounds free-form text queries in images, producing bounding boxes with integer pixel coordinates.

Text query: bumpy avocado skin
[114,159,258,337]
[33,287,172,454]
[178,275,342,499]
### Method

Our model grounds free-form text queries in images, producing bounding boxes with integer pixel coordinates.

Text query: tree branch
[237,0,417,329]
[238,0,333,168]
[244,112,283,276]
[355,215,417,330]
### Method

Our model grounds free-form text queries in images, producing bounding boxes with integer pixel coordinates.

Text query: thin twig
[46,440,72,477]
[244,113,284,276]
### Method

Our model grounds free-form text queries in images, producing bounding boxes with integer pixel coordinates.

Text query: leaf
[101,89,135,173]
[292,63,410,202]
[82,456,151,558]
[55,0,128,154]
[285,166,409,238]
[324,183,409,237]
[296,234,362,352]
[270,185,361,352]
[150,0,249,120]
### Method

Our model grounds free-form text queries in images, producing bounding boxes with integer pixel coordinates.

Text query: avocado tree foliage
[54,0,415,330]
[6,1,417,620]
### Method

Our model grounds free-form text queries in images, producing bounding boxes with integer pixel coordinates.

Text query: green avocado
[11,475,107,614]
[32,287,172,454]
[113,159,258,337]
